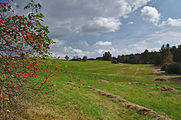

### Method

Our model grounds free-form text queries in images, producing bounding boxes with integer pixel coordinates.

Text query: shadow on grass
[168,77,181,85]
[145,72,165,76]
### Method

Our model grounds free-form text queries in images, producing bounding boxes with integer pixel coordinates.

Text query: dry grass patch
[87,86,171,120]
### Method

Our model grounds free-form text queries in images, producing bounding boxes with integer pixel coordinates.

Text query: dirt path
[87,86,171,120]
[131,68,139,78]
[108,71,125,76]
[108,67,131,76]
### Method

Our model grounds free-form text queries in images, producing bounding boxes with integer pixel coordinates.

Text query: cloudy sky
[14,0,181,58]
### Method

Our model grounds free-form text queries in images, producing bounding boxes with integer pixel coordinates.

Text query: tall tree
[65,55,69,60]
[82,56,88,61]
[160,44,173,64]
[103,51,112,61]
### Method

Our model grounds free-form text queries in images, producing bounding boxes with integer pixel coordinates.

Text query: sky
[12,0,181,58]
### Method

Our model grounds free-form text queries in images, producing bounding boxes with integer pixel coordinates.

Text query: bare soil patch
[131,68,139,78]
[108,71,124,76]
[98,80,109,83]
[87,86,171,120]
[108,67,130,76]
[153,70,159,74]
[119,82,147,85]
[150,85,176,91]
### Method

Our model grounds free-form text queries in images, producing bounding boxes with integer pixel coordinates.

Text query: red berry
[12,28,16,30]
[8,17,12,20]
[7,110,10,113]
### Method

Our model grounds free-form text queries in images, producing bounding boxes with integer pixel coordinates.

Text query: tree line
[64,43,181,66]
[116,44,181,66]
[64,44,181,74]
[89,44,180,66]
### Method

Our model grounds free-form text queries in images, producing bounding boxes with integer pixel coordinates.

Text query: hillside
[22,60,181,120]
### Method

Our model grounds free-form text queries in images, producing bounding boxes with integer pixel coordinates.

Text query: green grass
[24,60,181,120]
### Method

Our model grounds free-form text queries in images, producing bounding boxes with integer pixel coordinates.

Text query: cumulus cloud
[52,39,65,47]
[159,18,181,27]
[95,47,124,57]
[82,17,121,33]
[141,6,160,25]
[128,40,149,52]
[130,0,151,10]
[38,0,151,36]
[127,31,181,54]
[95,41,112,46]
[146,31,181,45]
[64,46,86,57]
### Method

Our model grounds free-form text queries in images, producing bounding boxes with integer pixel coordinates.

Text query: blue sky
[14,0,181,58]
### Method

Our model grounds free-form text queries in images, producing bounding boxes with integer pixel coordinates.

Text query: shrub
[165,62,181,74]
[0,1,59,119]
[161,63,169,71]
[111,59,119,64]
[82,56,88,61]
[0,1,83,119]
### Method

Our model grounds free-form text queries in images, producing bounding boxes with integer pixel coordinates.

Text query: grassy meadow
[22,60,181,120]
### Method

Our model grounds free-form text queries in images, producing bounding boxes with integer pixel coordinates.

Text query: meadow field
[23,60,181,120]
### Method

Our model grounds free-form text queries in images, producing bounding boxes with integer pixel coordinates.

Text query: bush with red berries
[0,1,61,119]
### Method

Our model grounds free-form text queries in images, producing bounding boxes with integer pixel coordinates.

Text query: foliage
[71,57,81,61]
[160,63,169,71]
[0,1,63,119]
[111,59,119,64]
[103,51,112,61]
[65,55,69,60]
[160,44,173,64]
[116,43,181,66]
[82,56,88,61]
[165,62,181,74]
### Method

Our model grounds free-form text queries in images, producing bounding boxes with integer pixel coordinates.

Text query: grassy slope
[24,60,181,120]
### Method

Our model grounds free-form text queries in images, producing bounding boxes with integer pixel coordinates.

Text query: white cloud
[159,18,181,27]
[95,41,112,46]
[50,30,181,58]
[127,31,181,54]
[82,17,121,33]
[14,0,151,35]
[95,48,121,56]
[52,39,65,47]
[141,6,160,25]
[128,40,149,53]
[129,0,151,11]
[146,31,181,45]
[39,0,151,36]
[77,40,89,47]
[64,46,86,57]
[128,21,134,25]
